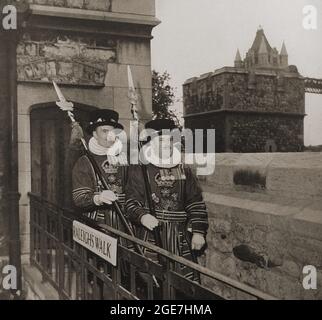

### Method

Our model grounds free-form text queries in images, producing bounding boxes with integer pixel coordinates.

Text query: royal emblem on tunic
[101,160,118,174]
[154,171,175,188]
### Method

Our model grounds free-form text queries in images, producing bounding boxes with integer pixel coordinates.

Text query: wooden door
[30,102,97,209]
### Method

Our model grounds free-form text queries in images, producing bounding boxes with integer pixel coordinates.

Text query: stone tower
[183,27,305,153]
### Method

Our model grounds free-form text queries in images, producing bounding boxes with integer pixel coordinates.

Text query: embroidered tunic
[125,164,209,279]
[72,152,128,225]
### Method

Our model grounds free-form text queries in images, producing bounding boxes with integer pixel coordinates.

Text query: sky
[151,0,322,146]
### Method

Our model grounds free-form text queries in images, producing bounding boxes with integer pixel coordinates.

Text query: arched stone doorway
[30,102,98,209]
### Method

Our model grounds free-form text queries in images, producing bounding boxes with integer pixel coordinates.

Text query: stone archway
[17,102,98,259]
[29,102,98,207]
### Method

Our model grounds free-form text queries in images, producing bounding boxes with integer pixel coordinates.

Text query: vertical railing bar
[117,252,123,299]
[147,276,153,300]
[48,237,51,277]
[80,246,86,300]
[40,198,47,282]
[67,254,72,298]
[92,255,99,300]
[130,264,136,297]
[55,231,58,285]
[34,202,38,264]
[99,258,105,300]
[83,248,89,300]
[163,259,172,299]
[30,199,35,265]
[58,208,64,298]
[111,256,118,300]
[76,261,82,300]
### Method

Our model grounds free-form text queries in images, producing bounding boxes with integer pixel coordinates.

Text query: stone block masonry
[227,113,304,153]
[195,153,322,299]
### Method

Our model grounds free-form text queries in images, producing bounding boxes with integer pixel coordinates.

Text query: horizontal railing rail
[28,192,276,300]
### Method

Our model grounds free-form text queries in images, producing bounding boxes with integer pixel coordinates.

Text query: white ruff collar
[141,145,182,168]
[88,137,123,157]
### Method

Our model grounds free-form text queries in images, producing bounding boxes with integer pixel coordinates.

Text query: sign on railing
[73,221,118,267]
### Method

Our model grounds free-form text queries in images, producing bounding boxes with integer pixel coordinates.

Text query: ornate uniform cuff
[93,194,103,206]
[191,221,208,236]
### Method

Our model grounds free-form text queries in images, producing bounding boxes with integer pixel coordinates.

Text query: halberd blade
[53,81,74,111]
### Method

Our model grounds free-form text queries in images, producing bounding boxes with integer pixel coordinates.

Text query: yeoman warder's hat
[142,118,182,167]
[87,109,124,134]
[142,119,180,145]
[145,118,178,133]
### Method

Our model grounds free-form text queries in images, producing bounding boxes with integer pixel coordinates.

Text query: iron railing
[28,193,276,300]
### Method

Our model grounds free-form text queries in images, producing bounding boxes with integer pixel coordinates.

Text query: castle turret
[243,27,279,69]
[279,41,288,67]
[234,49,243,68]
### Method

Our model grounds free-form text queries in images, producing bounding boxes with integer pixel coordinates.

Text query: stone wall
[185,112,226,153]
[196,153,322,299]
[227,113,304,152]
[225,73,304,114]
[183,73,225,115]
[185,112,304,153]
